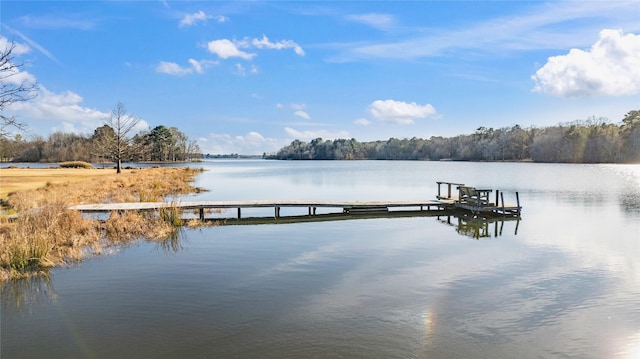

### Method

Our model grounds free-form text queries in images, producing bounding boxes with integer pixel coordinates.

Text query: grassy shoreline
[0,166,205,282]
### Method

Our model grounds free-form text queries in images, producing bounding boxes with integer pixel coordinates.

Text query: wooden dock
[70,181,521,222]
[71,199,452,220]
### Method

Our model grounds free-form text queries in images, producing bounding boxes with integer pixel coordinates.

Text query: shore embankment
[0,166,204,281]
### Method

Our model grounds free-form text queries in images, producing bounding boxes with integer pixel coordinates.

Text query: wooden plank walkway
[69,181,522,222]
[71,199,453,220]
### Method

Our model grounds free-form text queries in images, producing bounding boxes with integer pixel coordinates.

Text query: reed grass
[59,161,94,169]
[0,167,206,281]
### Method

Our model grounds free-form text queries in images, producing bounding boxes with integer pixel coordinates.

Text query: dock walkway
[70,181,521,221]
[72,199,452,220]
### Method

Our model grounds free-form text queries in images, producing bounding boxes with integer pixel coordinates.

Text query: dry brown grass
[0,167,205,281]
[0,167,120,200]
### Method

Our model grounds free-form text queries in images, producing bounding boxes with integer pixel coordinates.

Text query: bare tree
[0,41,37,139]
[105,102,140,173]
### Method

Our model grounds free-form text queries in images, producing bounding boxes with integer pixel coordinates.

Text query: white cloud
[202,131,285,154]
[214,15,228,23]
[8,86,103,121]
[285,127,350,140]
[207,39,255,60]
[189,59,203,74]
[277,103,311,119]
[252,35,305,56]
[156,59,218,76]
[6,85,118,134]
[368,99,437,125]
[179,10,211,27]
[5,83,150,135]
[346,13,395,31]
[532,29,640,97]
[294,110,311,120]
[0,59,37,86]
[156,61,192,76]
[206,36,304,61]
[0,36,30,55]
[354,118,371,126]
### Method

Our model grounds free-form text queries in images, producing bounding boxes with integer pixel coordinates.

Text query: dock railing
[436,181,465,200]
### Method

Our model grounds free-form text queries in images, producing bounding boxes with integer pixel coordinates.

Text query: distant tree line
[268,111,640,163]
[0,122,201,165]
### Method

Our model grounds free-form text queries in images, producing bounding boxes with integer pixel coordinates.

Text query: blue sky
[1,1,639,155]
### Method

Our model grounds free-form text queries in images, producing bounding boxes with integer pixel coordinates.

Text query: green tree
[621,110,640,162]
[149,125,173,161]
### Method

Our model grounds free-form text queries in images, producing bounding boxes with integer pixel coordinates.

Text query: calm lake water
[3,161,640,358]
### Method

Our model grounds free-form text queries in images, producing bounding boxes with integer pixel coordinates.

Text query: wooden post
[275,206,280,218]
[237,208,241,219]
[447,183,452,198]
[515,192,521,214]
[437,182,442,198]
[199,208,205,221]
[495,190,499,207]
[500,192,505,215]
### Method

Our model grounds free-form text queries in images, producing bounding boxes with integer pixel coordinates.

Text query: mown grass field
[0,167,126,200]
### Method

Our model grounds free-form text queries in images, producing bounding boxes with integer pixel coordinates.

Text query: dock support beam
[199,208,205,221]
[237,208,241,219]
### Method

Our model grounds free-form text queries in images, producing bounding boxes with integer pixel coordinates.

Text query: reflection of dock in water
[71,181,521,222]
[437,214,520,239]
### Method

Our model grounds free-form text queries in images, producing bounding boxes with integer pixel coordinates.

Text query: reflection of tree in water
[437,215,520,239]
[1,273,57,312]
[620,191,640,215]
